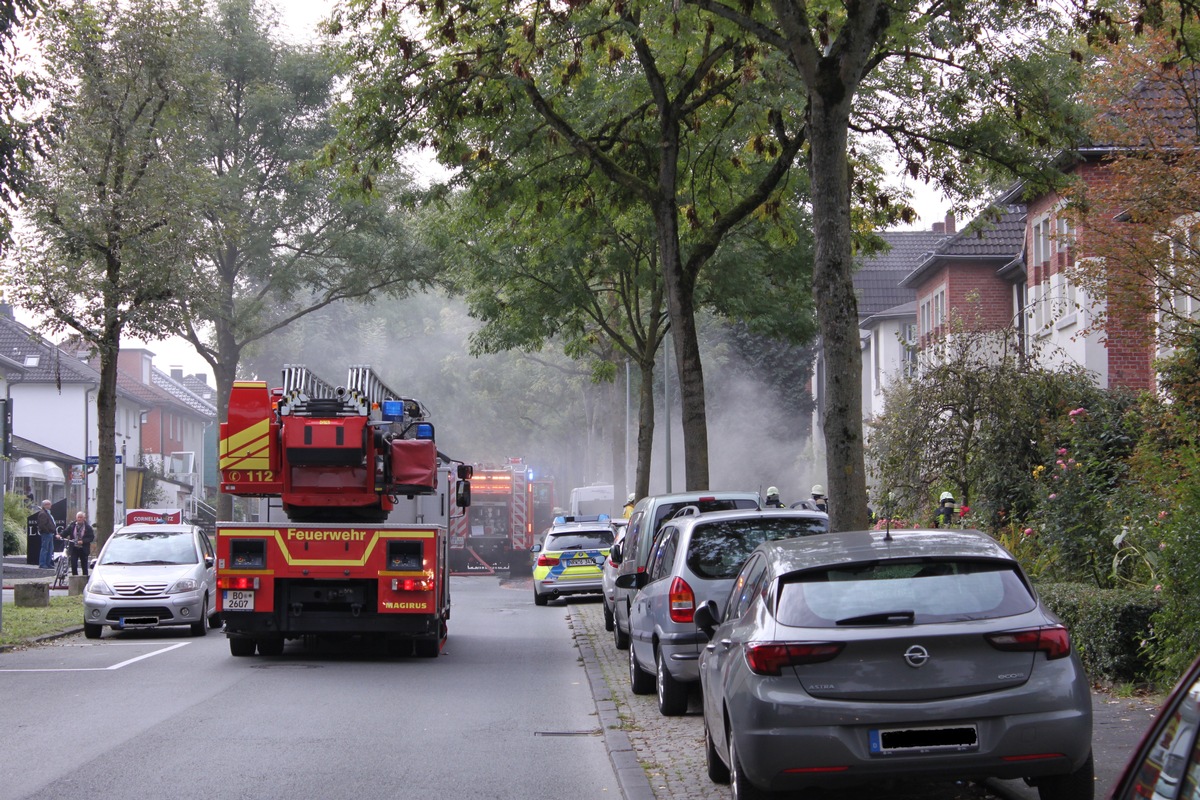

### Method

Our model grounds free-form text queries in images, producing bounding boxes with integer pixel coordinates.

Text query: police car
[531,515,616,606]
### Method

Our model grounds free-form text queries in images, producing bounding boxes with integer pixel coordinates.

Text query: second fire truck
[448,458,555,573]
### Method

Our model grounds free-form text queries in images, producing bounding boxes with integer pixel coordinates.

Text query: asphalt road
[0,576,618,800]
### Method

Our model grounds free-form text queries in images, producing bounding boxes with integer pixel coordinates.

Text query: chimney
[945,212,956,234]
[0,302,12,320]
[170,366,184,381]
[932,222,945,234]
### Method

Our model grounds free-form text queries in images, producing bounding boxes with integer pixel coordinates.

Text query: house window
[872,329,881,394]
[920,299,931,337]
[902,323,918,378]
[1056,214,1074,255]
[1163,218,1200,326]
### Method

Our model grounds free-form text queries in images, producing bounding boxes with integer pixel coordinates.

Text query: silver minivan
[621,508,829,715]
[609,491,760,651]
[83,523,220,638]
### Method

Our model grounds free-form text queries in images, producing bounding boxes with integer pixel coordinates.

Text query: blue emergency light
[381,400,406,422]
[414,422,434,440]
[553,514,610,524]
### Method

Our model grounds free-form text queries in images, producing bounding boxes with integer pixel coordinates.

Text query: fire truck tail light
[392,578,433,591]
[218,576,260,590]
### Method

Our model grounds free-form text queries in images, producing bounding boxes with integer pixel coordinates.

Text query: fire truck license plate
[223,590,255,611]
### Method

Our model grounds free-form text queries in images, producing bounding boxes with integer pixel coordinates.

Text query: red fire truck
[216,365,469,658]
[448,457,555,573]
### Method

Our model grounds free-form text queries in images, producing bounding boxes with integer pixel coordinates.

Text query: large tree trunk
[94,326,121,549]
[808,97,870,532]
[212,337,239,524]
[634,357,656,500]
[656,196,710,491]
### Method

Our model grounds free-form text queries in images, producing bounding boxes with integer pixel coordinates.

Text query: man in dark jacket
[36,500,57,569]
[62,511,95,577]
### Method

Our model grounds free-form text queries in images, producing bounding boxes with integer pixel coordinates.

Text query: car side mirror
[694,600,719,640]
[610,543,623,564]
[205,556,214,569]
[531,544,542,554]
[614,573,637,589]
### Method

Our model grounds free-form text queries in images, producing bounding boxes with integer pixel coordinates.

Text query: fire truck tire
[229,637,256,657]
[533,588,549,606]
[257,636,285,656]
[415,638,440,658]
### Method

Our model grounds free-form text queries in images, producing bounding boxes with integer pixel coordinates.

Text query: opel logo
[904,644,930,668]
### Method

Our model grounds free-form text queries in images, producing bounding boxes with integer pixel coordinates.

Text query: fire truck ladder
[346,365,431,422]
[279,365,342,416]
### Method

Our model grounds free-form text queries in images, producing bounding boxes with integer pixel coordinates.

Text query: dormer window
[23,355,39,367]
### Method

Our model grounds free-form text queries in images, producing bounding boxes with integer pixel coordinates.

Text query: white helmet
[626,493,636,502]
[766,486,779,496]
[811,484,825,497]
[940,491,954,501]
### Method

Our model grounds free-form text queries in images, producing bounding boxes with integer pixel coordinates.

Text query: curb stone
[571,603,657,800]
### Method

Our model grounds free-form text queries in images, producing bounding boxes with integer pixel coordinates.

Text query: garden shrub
[1035,582,1161,685]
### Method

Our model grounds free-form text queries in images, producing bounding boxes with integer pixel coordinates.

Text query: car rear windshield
[687,517,829,579]
[547,530,614,551]
[652,498,758,531]
[775,558,1035,627]
[100,531,198,566]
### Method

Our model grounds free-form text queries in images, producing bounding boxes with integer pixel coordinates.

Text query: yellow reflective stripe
[220,418,271,470]
[219,528,436,568]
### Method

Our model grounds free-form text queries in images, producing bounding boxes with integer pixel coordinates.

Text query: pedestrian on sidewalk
[36,500,56,569]
[62,511,94,576]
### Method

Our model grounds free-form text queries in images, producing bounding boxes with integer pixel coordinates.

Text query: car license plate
[223,590,255,611]
[869,724,978,755]
[569,555,595,567]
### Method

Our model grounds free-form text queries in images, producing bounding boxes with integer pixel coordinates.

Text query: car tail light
[743,642,844,675]
[668,576,695,623]
[536,555,559,567]
[985,625,1072,660]
[217,575,260,590]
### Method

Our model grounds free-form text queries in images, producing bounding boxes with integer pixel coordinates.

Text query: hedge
[1035,582,1162,686]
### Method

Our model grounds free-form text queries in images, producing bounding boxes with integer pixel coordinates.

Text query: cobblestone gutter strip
[569,600,729,800]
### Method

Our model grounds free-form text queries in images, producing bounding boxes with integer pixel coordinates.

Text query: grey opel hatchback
[83,523,221,638]
[622,508,829,716]
[696,528,1094,800]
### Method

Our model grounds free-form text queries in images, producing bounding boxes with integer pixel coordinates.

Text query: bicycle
[51,539,70,588]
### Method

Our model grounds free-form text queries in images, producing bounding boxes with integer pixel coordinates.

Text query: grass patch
[0,595,83,646]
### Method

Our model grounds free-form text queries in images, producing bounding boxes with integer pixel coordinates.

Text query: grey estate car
[621,508,829,715]
[83,523,221,639]
[695,529,1094,800]
[609,490,760,651]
